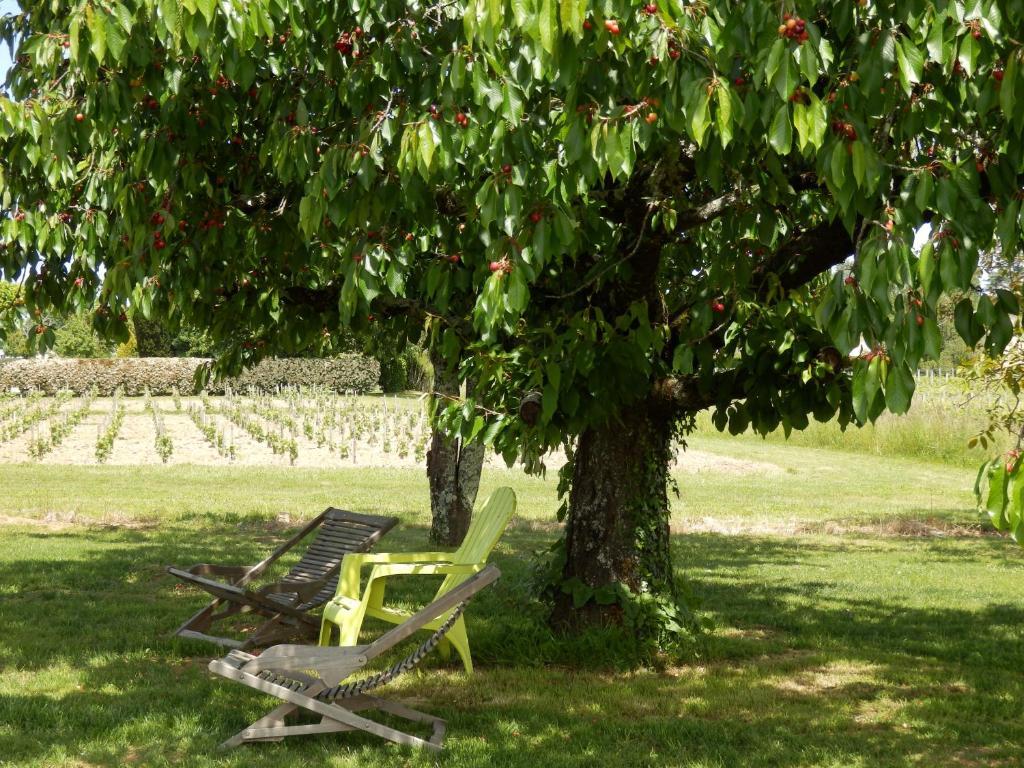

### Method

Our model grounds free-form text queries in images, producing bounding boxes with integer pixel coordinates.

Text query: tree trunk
[550,396,677,630]
[426,348,485,546]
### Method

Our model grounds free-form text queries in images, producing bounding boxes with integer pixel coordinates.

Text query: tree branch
[760,217,858,291]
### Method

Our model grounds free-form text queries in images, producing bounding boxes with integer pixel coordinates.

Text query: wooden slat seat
[168,508,398,650]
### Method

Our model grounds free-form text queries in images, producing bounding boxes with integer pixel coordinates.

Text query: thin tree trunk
[426,348,484,546]
[551,397,677,630]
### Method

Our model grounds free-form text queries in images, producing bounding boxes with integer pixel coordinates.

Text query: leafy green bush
[53,313,113,358]
[0,356,380,395]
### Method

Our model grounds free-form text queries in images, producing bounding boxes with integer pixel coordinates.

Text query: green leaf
[985,463,1010,531]
[769,103,791,154]
[895,37,924,94]
[86,6,107,64]
[560,0,586,39]
[159,0,180,38]
[926,19,944,62]
[1000,53,1017,118]
[884,362,915,414]
[954,298,980,347]
[715,83,733,148]
[958,33,978,76]
[688,87,711,147]
[539,0,558,54]
[851,141,866,186]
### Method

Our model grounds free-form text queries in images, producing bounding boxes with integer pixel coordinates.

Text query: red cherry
[449,254,461,264]
[405,232,415,241]
[643,3,658,14]
[74,112,85,122]
[502,164,512,174]
[668,48,680,60]
[489,261,503,272]
[915,314,925,327]
[74,277,84,287]
[844,275,858,287]
[367,314,375,322]
[645,112,658,124]
[35,324,46,335]
[147,98,158,110]
[529,211,542,223]
[733,76,744,86]
[583,20,593,30]
[605,19,620,35]
[711,300,725,313]
[994,69,1005,82]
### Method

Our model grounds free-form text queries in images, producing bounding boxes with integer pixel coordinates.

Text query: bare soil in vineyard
[0,395,785,473]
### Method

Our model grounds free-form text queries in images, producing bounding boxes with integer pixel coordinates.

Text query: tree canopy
[2,0,1022,640]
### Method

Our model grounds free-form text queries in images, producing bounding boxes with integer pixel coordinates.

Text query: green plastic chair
[319,487,516,673]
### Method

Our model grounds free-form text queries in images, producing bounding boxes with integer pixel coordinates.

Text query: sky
[0,0,17,83]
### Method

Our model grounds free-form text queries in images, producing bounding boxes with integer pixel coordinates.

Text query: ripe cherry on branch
[605,19,621,35]
[778,14,808,44]
[489,258,512,275]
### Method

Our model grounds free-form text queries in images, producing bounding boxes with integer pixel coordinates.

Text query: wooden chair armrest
[260,575,328,603]
[241,643,371,687]
[184,563,257,580]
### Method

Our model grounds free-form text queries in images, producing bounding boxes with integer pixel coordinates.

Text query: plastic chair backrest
[436,487,516,596]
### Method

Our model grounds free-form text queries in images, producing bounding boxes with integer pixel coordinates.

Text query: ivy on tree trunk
[551,397,679,631]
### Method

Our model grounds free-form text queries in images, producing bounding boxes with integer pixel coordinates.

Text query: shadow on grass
[0,522,1022,767]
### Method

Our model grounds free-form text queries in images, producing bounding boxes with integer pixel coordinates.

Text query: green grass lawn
[1,439,1022,767]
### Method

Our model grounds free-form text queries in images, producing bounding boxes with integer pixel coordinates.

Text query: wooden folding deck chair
[168,509,398,650]
[208,565,500,752]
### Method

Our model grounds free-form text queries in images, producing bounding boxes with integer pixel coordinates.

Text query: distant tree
[53,312,113,358]
[132,316,175,357]
[0,281,29,357]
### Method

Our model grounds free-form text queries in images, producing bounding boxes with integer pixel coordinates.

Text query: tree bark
[551,396,678,630]
[426,348,484,546]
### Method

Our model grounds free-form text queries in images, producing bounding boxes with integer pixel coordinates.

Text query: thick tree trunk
[426,349,484,546]
[551,397,677,630]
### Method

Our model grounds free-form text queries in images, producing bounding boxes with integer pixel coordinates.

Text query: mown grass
[691,378,1005,468]
[1,437,1022,767]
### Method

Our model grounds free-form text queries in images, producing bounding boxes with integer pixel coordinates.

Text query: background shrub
[0,356,380,395]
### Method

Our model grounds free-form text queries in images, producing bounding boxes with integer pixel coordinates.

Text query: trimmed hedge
[0,356,380,396]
